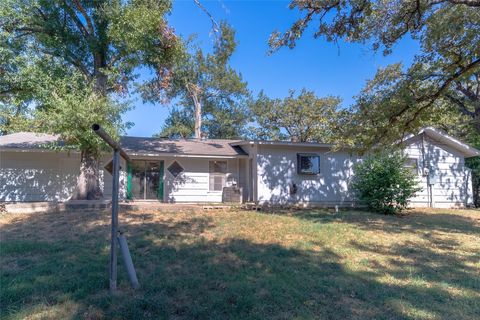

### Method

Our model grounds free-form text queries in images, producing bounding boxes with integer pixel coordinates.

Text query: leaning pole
[92,124,139,292]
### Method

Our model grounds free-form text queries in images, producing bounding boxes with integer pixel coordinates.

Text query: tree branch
[446,0,480,7]
[445,93,475,117]
[455,80,480,102]
[71,0,95,35]
[63,1,91,39]
[389,57,480,124]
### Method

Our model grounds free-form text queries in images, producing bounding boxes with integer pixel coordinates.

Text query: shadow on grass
[1,209,479,319]
[267,208,480,236]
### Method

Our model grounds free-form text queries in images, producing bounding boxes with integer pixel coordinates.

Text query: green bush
[351,152,422,214]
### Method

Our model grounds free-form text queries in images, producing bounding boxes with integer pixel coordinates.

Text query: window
[297,153,320,175]
[167,161,184,178]
[209,160,227,191]
[404,158,419,175]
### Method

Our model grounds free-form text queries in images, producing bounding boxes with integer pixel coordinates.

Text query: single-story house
[0,127,478,208]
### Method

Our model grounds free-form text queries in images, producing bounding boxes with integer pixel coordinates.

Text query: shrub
[351,151,422,214]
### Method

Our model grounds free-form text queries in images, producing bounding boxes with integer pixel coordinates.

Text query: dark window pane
[130,160,145,199]
[145,161,160,199]
[297,154,320,174]
[168,161,184,178]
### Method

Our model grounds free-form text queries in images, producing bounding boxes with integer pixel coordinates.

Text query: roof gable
[404,127,480,158]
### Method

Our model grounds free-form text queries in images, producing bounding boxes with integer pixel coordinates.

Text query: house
[0,128,478,208]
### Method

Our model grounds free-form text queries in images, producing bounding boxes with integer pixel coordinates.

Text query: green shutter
[157,161,164,202]
[126,162,132,200]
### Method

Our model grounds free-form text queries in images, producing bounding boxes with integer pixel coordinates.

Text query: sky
[123,0,420,137]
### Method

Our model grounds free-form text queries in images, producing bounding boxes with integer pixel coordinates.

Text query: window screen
[209,160,227,191]
[297,154,320,175]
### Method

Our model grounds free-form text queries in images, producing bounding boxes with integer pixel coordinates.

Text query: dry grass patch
[1,207,479,319]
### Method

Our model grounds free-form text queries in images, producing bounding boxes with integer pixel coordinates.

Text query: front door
[127,160,164,201]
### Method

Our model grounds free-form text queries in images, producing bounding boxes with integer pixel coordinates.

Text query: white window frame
[209,160,227,192]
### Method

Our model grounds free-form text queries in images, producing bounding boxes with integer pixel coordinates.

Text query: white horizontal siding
[256,136,472,208]
[256,145,356,205]
[164,157,238,203]
[0,151,119,202]
[0,151,79,202]
[403,135,471,208]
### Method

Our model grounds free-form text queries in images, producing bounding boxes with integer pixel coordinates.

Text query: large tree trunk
[71,53,108,200]
[192,92,202,139]
[71,148,103,200]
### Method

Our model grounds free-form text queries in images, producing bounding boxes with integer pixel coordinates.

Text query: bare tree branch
[193,0,219,34]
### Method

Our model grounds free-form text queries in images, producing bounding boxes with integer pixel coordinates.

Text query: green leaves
[270,0,480,152]
[249,89,343,142]
[30,71,130,153]
[149,22,251,139]
[351,152,422,214]
[1,0,182,145]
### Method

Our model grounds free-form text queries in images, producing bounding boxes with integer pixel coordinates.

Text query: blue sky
[124,0,420,137]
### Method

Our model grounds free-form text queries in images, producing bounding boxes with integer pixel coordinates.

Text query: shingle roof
[0,132,60,149]
[120,136,247,157]
[0,132,247,157]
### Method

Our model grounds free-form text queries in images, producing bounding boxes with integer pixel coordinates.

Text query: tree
[145,22,250,139]
[155,107,194,139]
[0,0,181,199]
[269,1,480,147]
[249,89,343,142]
[351,152,422,214]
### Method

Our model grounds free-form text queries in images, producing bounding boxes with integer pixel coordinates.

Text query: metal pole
[92,124,131,163]
[110,149,120,292]
[118,233,140,289]
[93,124,139,291]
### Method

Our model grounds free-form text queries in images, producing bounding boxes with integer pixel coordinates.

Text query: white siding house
[0,128,478,208]
[402,130,475,208]
[236,128,478,208]
[253,145,358,206]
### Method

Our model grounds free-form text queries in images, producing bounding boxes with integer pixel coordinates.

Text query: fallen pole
[92,124,139,292]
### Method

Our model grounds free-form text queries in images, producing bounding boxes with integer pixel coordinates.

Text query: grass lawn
[1,207,479,320]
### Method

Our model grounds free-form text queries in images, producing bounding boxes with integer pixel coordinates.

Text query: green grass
[1,207,479,319]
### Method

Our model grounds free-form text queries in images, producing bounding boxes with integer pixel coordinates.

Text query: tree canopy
[145,22,250,139]
[0,0,182,199]
[270,0,480,148]
[249,89,343,142]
